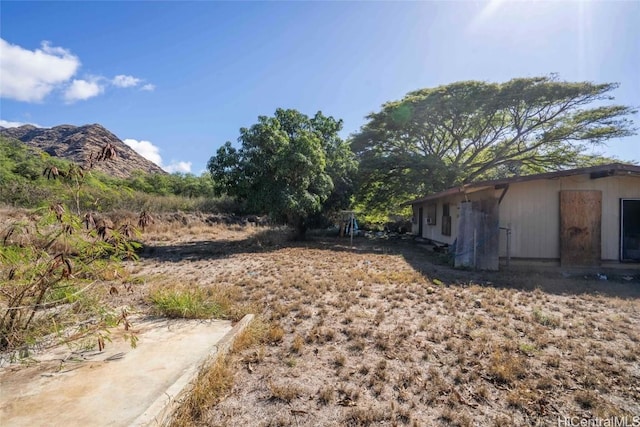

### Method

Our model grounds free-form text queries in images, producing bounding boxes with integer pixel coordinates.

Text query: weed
[318,386,334,405]
[574,390,599,410]
[306,325,334,344]
[347,337,366,353]
[268,381,301,403]
[487,348,528,385]
[343,406,390,426]
[506,386,539,412]
[0,204,139,351]
[374,309,385,325]
[266,324,285,344]
[290,333,304,354]
[531,308,560,328]
[440,407,472,427]
[232,317,268,352]
[334,352,346,368]
[536,376,555,390]
[374,332,390,351]
[518,343,537,355]
[149,288,224,319]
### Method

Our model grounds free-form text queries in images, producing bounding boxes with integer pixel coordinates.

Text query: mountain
[0,124,166,178]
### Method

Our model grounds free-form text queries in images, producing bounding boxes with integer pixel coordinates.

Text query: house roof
[406,162,640,205]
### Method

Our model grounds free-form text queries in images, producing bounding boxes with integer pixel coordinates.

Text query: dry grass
[171,355,234,427]
[110,214,640,425]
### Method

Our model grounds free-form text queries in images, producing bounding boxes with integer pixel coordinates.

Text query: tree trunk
[293,217,307,241]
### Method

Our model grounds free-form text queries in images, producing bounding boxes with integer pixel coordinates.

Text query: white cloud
[123,138,192,173]
[0,38,80,102]
[112,75,141,88]
[164,161,193,174]
[0,38,154,103]
[0,119,41,128]
[123,138,162,165]
[112,76,156,91]
[63,78,104,103]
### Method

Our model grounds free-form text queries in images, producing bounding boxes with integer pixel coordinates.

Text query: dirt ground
[130,219,640,427]
[2,211,639,426]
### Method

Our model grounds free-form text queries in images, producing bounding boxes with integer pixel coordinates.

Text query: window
[442,203,451,236]
[426,204,437,225]
[621,199,640,261]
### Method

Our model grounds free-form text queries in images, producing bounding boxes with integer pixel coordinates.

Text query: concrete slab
[0,315,251,426]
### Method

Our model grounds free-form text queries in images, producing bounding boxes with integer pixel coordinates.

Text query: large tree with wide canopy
[351,75,636,218]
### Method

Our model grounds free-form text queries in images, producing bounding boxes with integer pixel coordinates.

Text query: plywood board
[560,190,602,266]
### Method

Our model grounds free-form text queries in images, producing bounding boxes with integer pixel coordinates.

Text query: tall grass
[149,288,226,319]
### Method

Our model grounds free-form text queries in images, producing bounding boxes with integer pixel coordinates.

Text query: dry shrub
[170,356,233,427]
[343,405,391,426]
[232,317,268,352]
[290,334,304,353]
[531,307,561,328]
[492,413,515,426]
[506,385,541,413]
[249,226,291,247]
[574,390,600,410]
[306,325,335,344]
[268,381,302,402]
[374,308,386,325]
[440,407,473,427]
[266,323,285,344]
[487,348,528,385]
[318,386,334,405]
[546,354,561,368]
[347,337,366,353]
[333,352,346,368]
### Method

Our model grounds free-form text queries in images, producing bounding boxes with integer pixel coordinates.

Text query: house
[407,163,640,270]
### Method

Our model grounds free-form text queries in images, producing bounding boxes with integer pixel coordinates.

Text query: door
[418,207,424,237]
[621,199,640,262]
[560,190,602,266]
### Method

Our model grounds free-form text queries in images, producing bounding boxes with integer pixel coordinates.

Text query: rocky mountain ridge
[0,124,166,178]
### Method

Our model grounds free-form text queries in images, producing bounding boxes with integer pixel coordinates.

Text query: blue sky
[1,1,638,174]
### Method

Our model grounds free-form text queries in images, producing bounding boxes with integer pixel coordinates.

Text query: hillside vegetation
[0,136,236,213]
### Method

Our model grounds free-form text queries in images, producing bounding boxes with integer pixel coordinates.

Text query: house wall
[411,174,640,262]
[498,174,640,261]
[411,188,496,246]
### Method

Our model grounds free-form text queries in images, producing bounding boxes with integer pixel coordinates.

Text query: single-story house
[407,163,640,270]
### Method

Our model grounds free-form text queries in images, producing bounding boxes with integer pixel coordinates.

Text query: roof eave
[405,162,640,206]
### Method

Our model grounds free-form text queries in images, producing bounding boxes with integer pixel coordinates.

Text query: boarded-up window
[442,203,451,236]
[426,204,437,225]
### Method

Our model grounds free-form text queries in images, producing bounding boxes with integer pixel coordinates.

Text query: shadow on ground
[140,228,640,299]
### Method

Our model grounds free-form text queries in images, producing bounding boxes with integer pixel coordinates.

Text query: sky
[1,0,639,174]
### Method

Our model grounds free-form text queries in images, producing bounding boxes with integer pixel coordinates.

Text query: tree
[208,108,356,239]
[351,76,637,218]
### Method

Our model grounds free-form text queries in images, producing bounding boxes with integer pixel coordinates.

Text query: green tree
[208,108,356,239]
[351,75,637,218]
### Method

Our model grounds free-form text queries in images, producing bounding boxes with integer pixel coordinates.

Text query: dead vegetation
[2,210,638,425]
[123,217,640,426]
